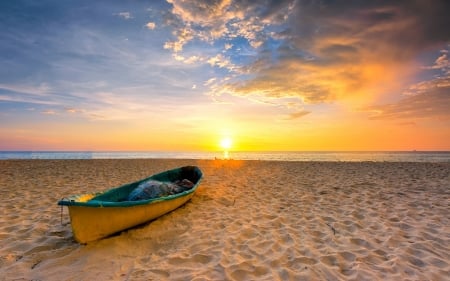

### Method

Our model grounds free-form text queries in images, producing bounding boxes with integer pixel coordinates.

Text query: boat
[58,165,203,243]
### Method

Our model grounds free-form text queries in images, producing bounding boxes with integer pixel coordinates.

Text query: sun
[220,137,232,150]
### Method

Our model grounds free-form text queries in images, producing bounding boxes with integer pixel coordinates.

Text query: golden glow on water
[219,137,233,159]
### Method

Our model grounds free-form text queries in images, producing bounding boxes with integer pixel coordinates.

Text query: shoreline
[1,159,449,280]
[2,150,450,163]
[2,157,450,164]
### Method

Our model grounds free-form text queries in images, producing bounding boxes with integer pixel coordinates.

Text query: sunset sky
[1,0,449,151]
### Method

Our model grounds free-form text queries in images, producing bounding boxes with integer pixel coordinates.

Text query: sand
[0,159,449,281]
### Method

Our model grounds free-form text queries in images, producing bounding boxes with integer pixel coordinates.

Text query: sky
[0,0,449,151]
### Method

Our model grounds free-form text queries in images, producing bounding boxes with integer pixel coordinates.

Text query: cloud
[145,22,156,30]
[234,1,449,102]
[64,107,82,114]
[365,85,450,121]
[163,0,450,114]
[41,109,57,115]
[163,26,195,52]
[207,54,236,70]
[0,83,51,97]
[422,49,450,72]
[164,0,295,52]
[172,54,203,64]
[282,110,311,120]
[115,12,133,20]
[0,83,60,105]
[364,49,450,121]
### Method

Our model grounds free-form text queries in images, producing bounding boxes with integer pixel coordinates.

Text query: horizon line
[1,150,449,153]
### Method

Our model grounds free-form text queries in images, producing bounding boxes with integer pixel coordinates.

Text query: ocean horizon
[1,150,449,162]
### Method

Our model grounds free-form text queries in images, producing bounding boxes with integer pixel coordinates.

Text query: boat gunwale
[57,166,203,208]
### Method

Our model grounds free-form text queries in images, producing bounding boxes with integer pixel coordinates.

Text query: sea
[0,151,449,162]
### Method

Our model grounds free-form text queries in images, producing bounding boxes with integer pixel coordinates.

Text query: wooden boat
[58,165,203,243]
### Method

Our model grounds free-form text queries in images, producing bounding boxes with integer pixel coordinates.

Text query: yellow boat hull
[59,166,203,243]
[66,193,194,243]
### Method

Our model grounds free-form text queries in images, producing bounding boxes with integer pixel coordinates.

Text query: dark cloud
[232,0,449,105]
[318,44,359,64]
[290,0,450,47]
[164,0,450,112]
[284,0,450,67]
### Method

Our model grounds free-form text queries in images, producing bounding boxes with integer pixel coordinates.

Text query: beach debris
[31,260,42,269]
[326,223,336,236]
[127,179,194,201]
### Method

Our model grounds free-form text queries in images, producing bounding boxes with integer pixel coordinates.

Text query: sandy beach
[0,159,449,280]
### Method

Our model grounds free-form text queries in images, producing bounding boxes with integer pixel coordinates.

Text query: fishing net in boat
[127,179,194,201]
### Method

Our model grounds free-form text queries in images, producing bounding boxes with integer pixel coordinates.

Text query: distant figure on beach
[127,179,194,201]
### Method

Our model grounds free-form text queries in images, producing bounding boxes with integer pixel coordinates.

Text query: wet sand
[0,159,449,280]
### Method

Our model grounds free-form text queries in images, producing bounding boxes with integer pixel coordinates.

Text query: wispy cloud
[0,83,59,105]
[282,110,311,121]
[64,107,81,114]
[114,12,133,20]
[365,86,450,121]
[41,109,57,115]
[0,83,52,97]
